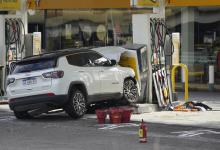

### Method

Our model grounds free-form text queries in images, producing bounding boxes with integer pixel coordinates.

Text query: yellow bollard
[171,64,188,102]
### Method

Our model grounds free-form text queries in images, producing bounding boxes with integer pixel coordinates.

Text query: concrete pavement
[0,111,219,150]
[2,104,219,129]
[130,92,220,129]
[0,91,220,129]
[131,111,220,129]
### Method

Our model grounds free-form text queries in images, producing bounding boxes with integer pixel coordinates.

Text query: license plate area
[23,77,37,85]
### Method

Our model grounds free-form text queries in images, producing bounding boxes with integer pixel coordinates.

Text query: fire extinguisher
[139,119,147,143]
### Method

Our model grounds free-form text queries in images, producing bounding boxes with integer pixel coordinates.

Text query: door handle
[112,82,119,84]
[100,70,104,73]
[78,71,85,73]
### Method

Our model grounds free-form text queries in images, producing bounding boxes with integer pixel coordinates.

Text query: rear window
[12,59,56,74]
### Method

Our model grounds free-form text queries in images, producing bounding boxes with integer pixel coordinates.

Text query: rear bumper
[9,94,68,112]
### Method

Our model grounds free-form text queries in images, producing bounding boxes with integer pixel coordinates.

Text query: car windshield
[12,59,56,74]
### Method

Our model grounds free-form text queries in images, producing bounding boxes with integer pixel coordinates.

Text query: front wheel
[123,79,138,103]
[64,88,87,119]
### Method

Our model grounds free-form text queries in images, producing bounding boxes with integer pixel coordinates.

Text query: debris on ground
[168,101,212,112]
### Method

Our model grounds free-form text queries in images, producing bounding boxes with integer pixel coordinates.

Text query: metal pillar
[132,14,152,103]
[209,65,215,91]
[0,16,6,93]
[132,0,166,104]
[181,7,195,82]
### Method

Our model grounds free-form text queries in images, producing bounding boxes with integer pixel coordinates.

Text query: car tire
[123,78,138,103]
[64,88,87,119]
[14,111,32,119]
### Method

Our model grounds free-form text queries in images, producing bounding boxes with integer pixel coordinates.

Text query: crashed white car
[7,48,138,119]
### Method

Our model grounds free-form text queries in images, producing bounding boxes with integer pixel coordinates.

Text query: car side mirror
[110,59,117,66]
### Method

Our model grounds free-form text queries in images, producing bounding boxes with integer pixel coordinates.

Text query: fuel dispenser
[119,44,149,103]
[0,16,26,95]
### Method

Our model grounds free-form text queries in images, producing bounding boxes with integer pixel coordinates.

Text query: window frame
[66,51,113,67]
[86,51,112,67]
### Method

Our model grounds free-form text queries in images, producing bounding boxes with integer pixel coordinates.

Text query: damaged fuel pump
[150,18,174,109]
[119,44,149,103]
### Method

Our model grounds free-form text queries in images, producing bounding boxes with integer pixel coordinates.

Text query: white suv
[7,48,138,119]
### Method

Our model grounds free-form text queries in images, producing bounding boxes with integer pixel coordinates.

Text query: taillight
[47,93,55,96]
[42,71,64,79]
[7,78,15,85]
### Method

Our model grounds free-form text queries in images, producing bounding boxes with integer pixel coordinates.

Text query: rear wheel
[14,111,32,119]
[123,79,138,103]
[64,88,87,119]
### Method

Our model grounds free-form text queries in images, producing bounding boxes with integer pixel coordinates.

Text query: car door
[88,52,121,94]
[66,53,101,95]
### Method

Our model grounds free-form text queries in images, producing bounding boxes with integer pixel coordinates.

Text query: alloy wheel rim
[73,91,86,116]
[123,80,138,103]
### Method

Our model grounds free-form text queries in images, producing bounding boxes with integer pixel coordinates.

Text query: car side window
[66,53,88,66]
[87,52,110,66]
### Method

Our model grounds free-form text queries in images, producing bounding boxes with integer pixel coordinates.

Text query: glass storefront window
[45,9,137,51]
[166,6,220,86]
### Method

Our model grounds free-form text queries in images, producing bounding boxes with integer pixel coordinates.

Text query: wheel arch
[124,76,137,84]
[68,81,88,101]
